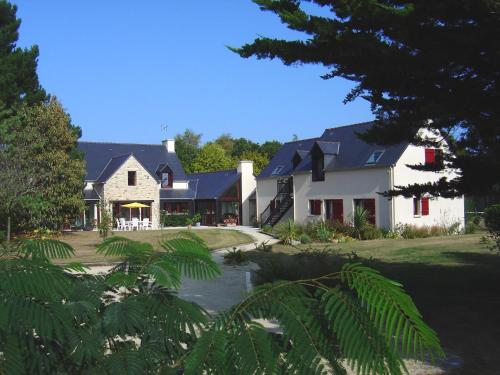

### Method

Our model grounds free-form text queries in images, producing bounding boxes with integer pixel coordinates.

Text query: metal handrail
[260,180,294,226]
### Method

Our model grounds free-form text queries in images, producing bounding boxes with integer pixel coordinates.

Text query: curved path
[179,226,279,314]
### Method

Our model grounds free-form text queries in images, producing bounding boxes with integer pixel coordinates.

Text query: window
[354,199,376,225]
[311,147,325,181]
[325,199,343,223]
[271,165,284,175]
[128,171,137,186]
[164,202,189,214]
[161,172,172,188]
[366,150,385,164]
[309,200,322,216]
[413,197,430,216]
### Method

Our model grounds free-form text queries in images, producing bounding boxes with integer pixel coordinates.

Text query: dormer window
[271,165,284,176]
[366,150,385,164]
[161,172,172,188]
[311,145,325,181]
[292,153,302,169]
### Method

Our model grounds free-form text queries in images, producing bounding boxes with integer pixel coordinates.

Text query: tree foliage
[0,231,443,374]
[234,0,500,198]
[191,142,234,173]
[175,129,202,174]
[0,99,85,233]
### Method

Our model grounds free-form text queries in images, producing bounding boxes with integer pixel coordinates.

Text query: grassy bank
[59,228,253,264]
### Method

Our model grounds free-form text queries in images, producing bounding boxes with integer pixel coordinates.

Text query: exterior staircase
[260,178,294,227]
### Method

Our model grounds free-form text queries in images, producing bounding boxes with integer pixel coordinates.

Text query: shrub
[314,222,332,242]
[274,218,298,245]
[192,213,202,224]
[299,233,312,244]
[0,230,5,243]
[465,221,478,234]
[353,207,369,239]
[98,209,113,239]
[223,247,248,265]
[326,220,357,238]
[484,204,500,252]
[163,213,190,227]
[360,224,383,240]
[261,224,273,234]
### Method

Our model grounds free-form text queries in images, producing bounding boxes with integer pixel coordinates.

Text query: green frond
[321,287,404,375]
[340,263,443,360]
[144,259,182,289]
[161,230,207,246]
[105,271,139,288]
[103,299,146,336]
[102,348,145,375]
[97,236,154,258]
[161,238,220,280]
[232,321,277,375]
[18,239,75,260]
[1,334,25,375]
[184,328,228,375]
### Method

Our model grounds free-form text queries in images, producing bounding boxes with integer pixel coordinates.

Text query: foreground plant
[0,232,443,374]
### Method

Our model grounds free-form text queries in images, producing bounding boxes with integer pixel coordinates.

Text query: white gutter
[389,166,396,231]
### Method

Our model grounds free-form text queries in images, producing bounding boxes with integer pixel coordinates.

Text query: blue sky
[13,0,373,144]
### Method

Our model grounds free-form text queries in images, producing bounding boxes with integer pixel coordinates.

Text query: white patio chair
[142,218,152,230]
[115,218,122,231]
[131,218,139,231]
[119,218,129,231]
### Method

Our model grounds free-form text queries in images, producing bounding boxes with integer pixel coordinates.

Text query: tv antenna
[161,124,168,137]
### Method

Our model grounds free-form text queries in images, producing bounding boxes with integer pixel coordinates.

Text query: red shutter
[421,197,429,216]
[315,200,322,215]
[425,148,436,165]
[332,199,343,223]
[363,199,376,225]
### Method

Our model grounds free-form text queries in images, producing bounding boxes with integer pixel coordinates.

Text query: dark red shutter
[315,200,322,215]
[363,199,376,225]
[421,198,429,216]
[425,149,436,165]
[332,199,343,223]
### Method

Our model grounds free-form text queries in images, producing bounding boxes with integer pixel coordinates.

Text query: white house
[256,122,464,230]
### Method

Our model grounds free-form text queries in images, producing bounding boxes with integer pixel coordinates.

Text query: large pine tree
[234,0,500,198]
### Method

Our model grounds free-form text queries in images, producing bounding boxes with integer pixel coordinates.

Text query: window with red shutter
[309,200,322,215]
[326,199,344,223]
[421,197,429,216]
[413,198,421,216]
[425,148,436,165]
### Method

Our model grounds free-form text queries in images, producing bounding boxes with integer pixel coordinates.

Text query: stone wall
[102,155,160,228]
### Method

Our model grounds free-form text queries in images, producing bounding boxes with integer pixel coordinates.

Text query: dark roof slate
[83,188,100,200]
[160,180,198,200]
[77,141,186,182]
[187,169,241,200]
[259,122,408,178]
[96,154,132,183]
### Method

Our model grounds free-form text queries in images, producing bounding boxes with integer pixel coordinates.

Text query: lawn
[247,233,500,375]
[59,228,253,264]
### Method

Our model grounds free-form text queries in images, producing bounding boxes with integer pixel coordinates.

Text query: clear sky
[12,0,373,144]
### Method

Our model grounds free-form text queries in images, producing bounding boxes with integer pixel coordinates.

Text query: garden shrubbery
[162,213,190,227]
[484,204,500,252]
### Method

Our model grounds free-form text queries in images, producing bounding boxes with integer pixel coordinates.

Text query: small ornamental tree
[484,204,500,253]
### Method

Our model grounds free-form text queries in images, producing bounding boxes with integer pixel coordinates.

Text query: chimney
[237,160,253,176]
[237,160,256,226]
[162,139,175,153]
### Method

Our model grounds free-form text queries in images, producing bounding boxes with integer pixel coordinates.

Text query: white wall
[393,144,465,228]
[293,168,392,229]
[256,177,279,224]
[238,161,256,226]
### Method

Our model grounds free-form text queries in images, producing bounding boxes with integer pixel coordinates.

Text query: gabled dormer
[156,164,173,189]
[310,141,340,181]
[292,150,309,170]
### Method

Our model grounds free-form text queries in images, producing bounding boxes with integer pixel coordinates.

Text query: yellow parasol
[121,202,150,221]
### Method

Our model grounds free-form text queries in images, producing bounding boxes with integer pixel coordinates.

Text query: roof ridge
[109,152,133,160]
[188,168,237,176]
[323,120,374,131]
[283,137,319,145]
[78,140,164,147]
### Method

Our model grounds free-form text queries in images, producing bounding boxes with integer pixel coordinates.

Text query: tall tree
[214,133,235,156]
[175,129,202,174]
[1,99,85,232]
[239,150,269,176]
[231,137,260,158]
[191,142,233,173]
[260,140,282,159]
[0,0,47,118]
[234,0,500,198]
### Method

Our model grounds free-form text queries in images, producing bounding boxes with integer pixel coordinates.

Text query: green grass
[248,233,500,375]
[59,228,253,264]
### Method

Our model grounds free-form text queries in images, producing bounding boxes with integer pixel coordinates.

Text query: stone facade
[101,155,160,228]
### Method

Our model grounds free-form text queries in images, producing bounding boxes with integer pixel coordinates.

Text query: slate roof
[258,138,319,178]
[258,122,409,179]
[96,153,132,183]
[160,180,198,200]
[77,141,186,182]
[186,169,241,200]
[83,188,100,200]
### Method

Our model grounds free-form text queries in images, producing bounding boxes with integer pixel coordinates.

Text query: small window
[309,200,322,216]
[271,165,284,175]
[421,197,429,216]
[292,153,302,169]
[128,171,137,186]
[366,150,385,164]
[161,172,171,188]
[311,149,325,181]
[413,197,421,216]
